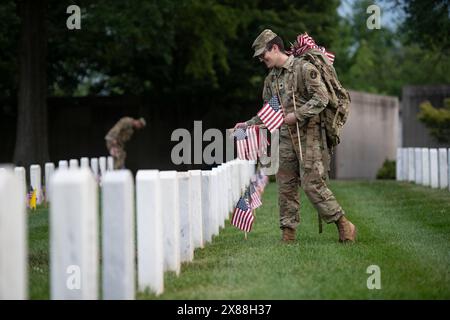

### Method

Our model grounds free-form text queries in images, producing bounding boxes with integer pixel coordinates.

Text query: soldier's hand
[284,113,297,125]
[233,122,248,130]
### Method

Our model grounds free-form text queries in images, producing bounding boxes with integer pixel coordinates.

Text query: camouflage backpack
[293,50,351,148]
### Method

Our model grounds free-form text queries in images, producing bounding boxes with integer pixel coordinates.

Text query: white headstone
[231,160,240,202]
[45,163,55,202]
[241,160,249,191]
[201,171,212,243]
[160,171,180,275]
[209,168,218,237]
[69,159,79,169]
[80,157,89,169]
[90,158,99,181]
[422,148,430,186]
[177,172,193,263]
[30,164,43,204]
[414,148,422,184]
[226,162,233,214]
[188,170,203,249]
[0,170,27,299]
[136,170,164,296]
[99,157,107,178]
[218,165,227,227]
[396,148,402,181]
[430,149,439,189]
[14,167,27,203]
[408,148,415,182]
[402,148,409,182]
[58,160,68,170]
[102,170,135,300]
[50,169,98,299]
[107,156,114,171]
[438,148,448,189]
[222,163,230,213]
[249,160,256,179]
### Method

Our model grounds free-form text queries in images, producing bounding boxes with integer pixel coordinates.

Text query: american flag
[231,196,254,232]
[257,95,284,133]
[287,32,335,64]
[233,128,248,160]
[249,182,262,210]
[246,125,259,160]
[255,170,269,195]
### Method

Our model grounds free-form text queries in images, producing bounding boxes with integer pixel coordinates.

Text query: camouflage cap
[138,117,146,127]
[252,29,277,58]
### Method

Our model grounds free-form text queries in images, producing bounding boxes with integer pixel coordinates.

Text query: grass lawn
[28,180,450,299]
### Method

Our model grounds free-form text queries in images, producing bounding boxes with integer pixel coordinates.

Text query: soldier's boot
[335,216,357,243]
[281,227,296,243]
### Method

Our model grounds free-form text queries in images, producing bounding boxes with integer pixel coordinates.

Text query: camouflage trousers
[106,139,126,170]
[276,118,344,230]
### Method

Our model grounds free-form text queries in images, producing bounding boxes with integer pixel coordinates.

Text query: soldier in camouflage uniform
[105,117,146,169]
[234,29,356,243]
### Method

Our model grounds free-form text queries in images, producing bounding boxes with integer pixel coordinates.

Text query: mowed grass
[28,180,450,299]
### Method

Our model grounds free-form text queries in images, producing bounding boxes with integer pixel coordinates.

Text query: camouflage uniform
[247,30,344,231]
[105,117,137,169]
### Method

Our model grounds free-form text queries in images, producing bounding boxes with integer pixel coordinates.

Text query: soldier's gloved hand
[233,122,248,130]
[284,113,297,125]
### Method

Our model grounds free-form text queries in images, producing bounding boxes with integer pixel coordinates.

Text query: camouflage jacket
[105,117,136,145]
[246,53,329,128]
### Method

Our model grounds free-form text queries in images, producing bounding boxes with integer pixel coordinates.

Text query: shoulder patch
[310,70,317,79]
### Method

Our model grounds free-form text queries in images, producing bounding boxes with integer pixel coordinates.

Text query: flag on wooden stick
[231,196,254,233]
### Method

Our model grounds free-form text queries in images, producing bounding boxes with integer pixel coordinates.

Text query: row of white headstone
[10,156,114,205]
[0,159,255,299]
[396,147,450,190]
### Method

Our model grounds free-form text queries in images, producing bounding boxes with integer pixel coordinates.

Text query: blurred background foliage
[418,98,450,143]
[0,0,448,103]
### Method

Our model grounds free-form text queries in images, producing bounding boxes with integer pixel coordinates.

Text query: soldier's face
[134,121,143,129]
[259,47,277,69]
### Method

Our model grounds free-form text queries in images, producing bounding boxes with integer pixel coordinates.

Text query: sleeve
[294,62,329,121]
[246,76,272,126]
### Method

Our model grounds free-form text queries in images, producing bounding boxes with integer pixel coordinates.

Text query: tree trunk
[13,0,49,168]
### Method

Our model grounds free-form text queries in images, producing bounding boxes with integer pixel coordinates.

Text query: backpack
[293,50,351,148]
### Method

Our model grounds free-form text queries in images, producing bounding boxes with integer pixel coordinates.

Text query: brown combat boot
[335,216,357,243]
[281,227,296,243]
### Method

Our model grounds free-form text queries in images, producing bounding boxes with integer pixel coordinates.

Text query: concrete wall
[401,85,450,148]
[333,90,399,179]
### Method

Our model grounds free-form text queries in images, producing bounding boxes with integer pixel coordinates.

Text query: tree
[418,99,450,143]
[399,0,450,54]
[13,0,49,167]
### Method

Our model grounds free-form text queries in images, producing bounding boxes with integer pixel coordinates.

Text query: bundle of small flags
[286,32,335,64]
[233,125,269,161]
[230,169,269,237]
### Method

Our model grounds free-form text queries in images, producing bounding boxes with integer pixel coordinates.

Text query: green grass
[28,181,450,299]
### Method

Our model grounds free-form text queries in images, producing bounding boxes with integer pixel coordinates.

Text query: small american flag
[233,128,248,160]
[257,95,284,133]
[231,196,254,232]
[246,126,259,160]
[255,170,268,195]
[250,182,262,210]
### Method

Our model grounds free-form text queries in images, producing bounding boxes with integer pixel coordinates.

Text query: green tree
[418,98,450,143]
[398,0,450,54]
